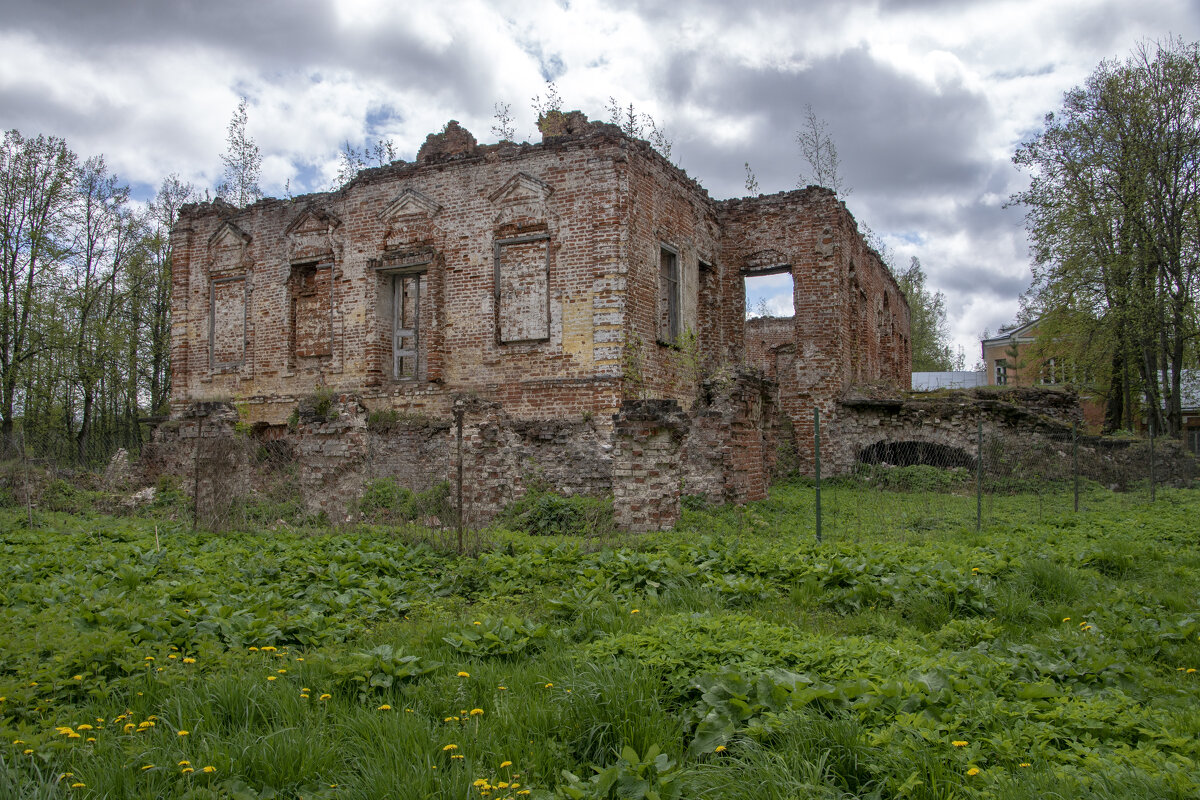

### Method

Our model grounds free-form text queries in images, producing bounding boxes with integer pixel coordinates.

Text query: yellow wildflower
[1019,762,1031,767]
[631,609,639,614]
[544,682,553,688]
[443,743,458,751]
[202,766,216,773]
[457,671,470,678]
[952,740,968,747]
[500,761,512,768]
[319,694,331,701]
[178,730,189,737]
[141,764,154,771]
[182,767,194,774]
[183,658,196,664]
[22,749,32,755]
[267,676,277,681]
[76,724,92,731]
[178,760,190,766]
[377,704,392,711]
[262,646,277,652]
[470,708,484,716]
[73,674,83,680]
[967,767,980,776]
[451,754,464,759]
[71,783,85,789]
[144,656,154,662]
[715,745,727,753]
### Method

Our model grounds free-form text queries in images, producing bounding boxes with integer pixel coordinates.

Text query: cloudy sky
[3,0,1197,363]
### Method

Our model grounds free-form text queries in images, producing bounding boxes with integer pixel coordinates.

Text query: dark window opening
[659,245,680,343]
[858,440,975,470]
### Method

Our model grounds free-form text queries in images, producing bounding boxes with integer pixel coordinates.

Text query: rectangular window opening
[291,264,332,359]
[391,271,423,380]
[210,276,246,370]
[659,245,680,343]
[995,359,1008,386]
[495,234,550,344]
[744,271,795,319]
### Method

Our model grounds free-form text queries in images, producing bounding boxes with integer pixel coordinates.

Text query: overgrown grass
[1,486,1198,798]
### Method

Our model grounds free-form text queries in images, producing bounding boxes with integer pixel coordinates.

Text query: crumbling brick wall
[723,189,911,473]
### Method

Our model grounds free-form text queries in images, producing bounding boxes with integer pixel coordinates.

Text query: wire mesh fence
[0,411,1193,538]
[816,414,1195,542]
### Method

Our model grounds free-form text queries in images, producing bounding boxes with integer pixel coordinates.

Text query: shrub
[359,478,451,524]
[499,487,615,537]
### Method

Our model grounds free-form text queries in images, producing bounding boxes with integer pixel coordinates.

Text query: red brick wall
[720,189,911,472]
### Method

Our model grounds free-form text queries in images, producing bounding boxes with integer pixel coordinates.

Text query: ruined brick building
[154,113,911,530]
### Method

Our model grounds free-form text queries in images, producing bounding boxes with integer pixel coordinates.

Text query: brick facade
[160,114,910,530]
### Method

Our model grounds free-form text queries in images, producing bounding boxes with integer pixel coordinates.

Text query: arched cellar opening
[858,440,975,470]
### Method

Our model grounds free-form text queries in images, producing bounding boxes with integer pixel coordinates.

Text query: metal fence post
[814,407,822,544]
[975,419,983,533]
[1072,421,1079,513]
[1149,419,1156,503]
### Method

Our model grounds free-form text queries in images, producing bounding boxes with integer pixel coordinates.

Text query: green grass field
[1,482,1199,799]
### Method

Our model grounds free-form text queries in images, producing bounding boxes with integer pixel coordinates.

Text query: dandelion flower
[168,654,177,660]
[300,694,310,699]
[497,781,510,788]
[248,647,258,652]
[1189,668,1197,674]
[377,704,392,711]
[498,686,507,691]
[473,621,482,625]
[631,609,640,614]
[76,724,93,731]
[952,741,968,747]
[123,723,135,733]
[714,745,727,753]
[470,708,484,716]
[971,567,980,573]
[178,730,189,737]
[277,669,286,674]
[73,674,83,680]
[500,761,512,768]
[13,740,24,745]
[178,760,190,766]
[967,767,980,776]
[67,732,81,739]
[1019,762,1031,768]
[443,744,458,751]
[457,671,470,678]
[141,764,154,771]
[23,749,32,755]
[144,656,154,662]
[183,658,196,664]
[451,754,464,760]
[70,783,85,789]
[86,737,95,742]
[181,767,194,774]
[267,676,277,681]
[319,694,331,701]
[262,646,276,652]
[1062,617,1070,622]
[202,766,216,774]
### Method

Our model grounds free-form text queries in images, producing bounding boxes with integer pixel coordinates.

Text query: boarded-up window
[391,271,422,379]
[210,277,246,369]
[495,234,550,343]
[658,245,680,343]
[292,265,331,358]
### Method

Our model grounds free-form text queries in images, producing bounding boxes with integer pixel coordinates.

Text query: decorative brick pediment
[207,222,251,273]
[490,172,553,229]
[379,189,442,221]
[285,207,341,262]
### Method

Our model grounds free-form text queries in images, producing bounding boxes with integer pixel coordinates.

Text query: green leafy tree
[897,257,959,371]
[1013,37,1200,436]
[0,130,76,447]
